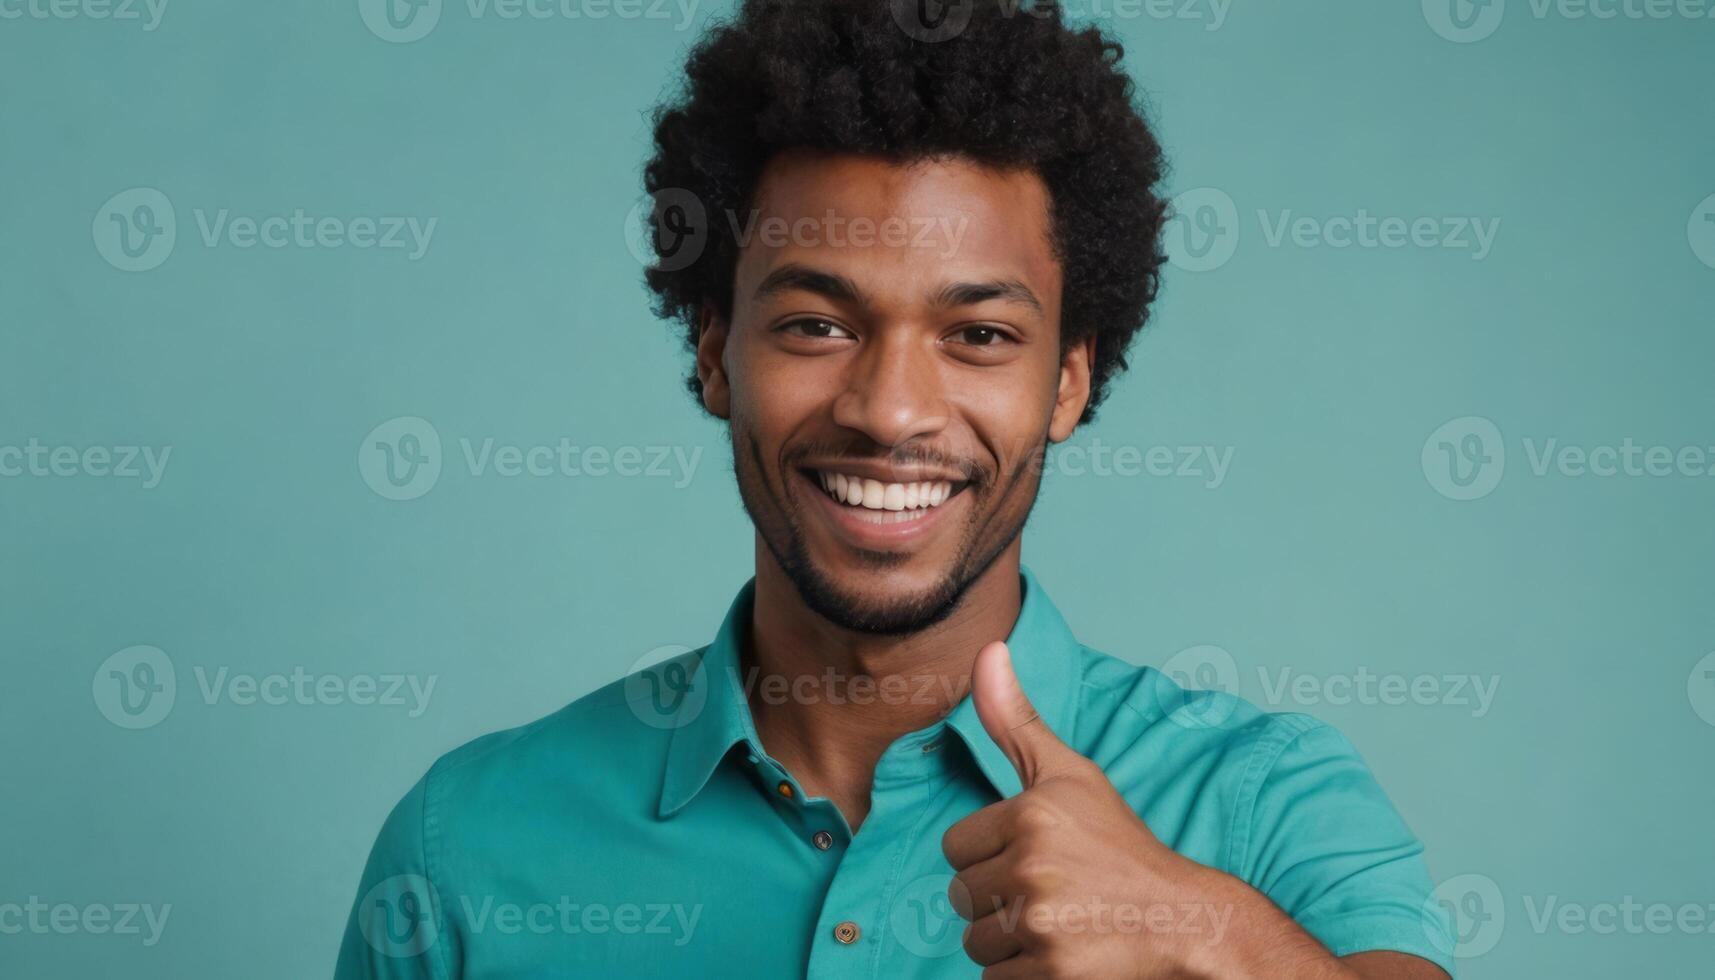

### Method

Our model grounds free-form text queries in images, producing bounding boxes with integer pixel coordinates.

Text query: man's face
[698,151,1091,635]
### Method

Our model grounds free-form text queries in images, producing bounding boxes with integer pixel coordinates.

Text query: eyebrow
[753,263,1043,316]
[753,264,867,306]
[931,278,1043,316]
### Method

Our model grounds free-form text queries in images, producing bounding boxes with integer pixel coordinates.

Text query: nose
[830,330,950,448]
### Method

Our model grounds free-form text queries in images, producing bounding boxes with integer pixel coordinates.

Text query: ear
[695,304,732,420]
[1048,332,1096,443]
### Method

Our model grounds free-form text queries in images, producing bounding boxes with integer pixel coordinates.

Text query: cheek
[733,367,817,436]
[726,345,835,468]
[956,377,1057,470]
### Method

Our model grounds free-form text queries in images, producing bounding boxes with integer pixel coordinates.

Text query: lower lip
[798,470,965,548]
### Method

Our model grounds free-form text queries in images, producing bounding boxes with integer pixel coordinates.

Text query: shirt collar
[657,578,762,818]
[943,565,1081,800]
[657,564,1082,817]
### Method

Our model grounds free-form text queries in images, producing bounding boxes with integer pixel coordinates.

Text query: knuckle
[1019,901,1059,939]
[1012,814,1045,840]
[947,876,976,920]
[960,922,983,957]
[1011,854,1059,891]
[939,824,963,858]
[1011,800,1060,836]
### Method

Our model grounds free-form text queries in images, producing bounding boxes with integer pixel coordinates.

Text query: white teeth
[814,471,957,512]
[861,479,884,508]
[883,483,905,511]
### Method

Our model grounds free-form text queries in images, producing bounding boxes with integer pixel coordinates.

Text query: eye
[950,325,1014,348]
[779,318,856,340]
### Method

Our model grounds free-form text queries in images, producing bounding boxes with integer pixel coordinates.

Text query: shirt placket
[803,723,953,980]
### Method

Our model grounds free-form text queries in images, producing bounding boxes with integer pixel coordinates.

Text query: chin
[785,550,969,637]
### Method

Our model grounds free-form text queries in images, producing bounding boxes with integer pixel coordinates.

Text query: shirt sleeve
[1235,717,1458,978]
[334,772,456,980]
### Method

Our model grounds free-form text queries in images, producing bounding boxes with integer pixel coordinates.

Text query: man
[337,1,1457,976]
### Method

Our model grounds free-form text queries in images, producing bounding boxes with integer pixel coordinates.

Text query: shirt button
[834,921,861,944]
[776,781,794,799]
[812,831,834,850]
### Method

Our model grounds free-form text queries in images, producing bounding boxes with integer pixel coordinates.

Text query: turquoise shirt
[337,567,1457,978]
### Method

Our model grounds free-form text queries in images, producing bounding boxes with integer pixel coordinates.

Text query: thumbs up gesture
[940,642,1290,979]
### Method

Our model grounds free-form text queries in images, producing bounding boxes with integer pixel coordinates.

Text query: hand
[939,641,1346,980]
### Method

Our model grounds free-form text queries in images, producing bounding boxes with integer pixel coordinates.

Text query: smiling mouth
[802,468,971,525]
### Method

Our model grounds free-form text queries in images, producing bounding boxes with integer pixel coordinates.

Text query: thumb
[971,640,1081,788]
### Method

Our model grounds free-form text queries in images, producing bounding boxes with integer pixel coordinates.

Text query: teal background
[2,1,1711,977]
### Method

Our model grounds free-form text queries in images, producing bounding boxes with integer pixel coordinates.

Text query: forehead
[736,150,1061,309]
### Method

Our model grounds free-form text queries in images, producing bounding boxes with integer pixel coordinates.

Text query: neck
[743,540,1023,830]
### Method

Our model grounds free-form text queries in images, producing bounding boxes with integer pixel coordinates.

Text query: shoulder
[337,653,710,977]
[1063,646,1453,972]
[387,649,705,849]
[1063,644,1405,867]
[1067,643,1340,784]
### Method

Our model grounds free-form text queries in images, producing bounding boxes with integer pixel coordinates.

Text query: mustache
[784,441,995,488]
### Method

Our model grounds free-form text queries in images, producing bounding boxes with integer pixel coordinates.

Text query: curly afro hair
[643,0,1169,423]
